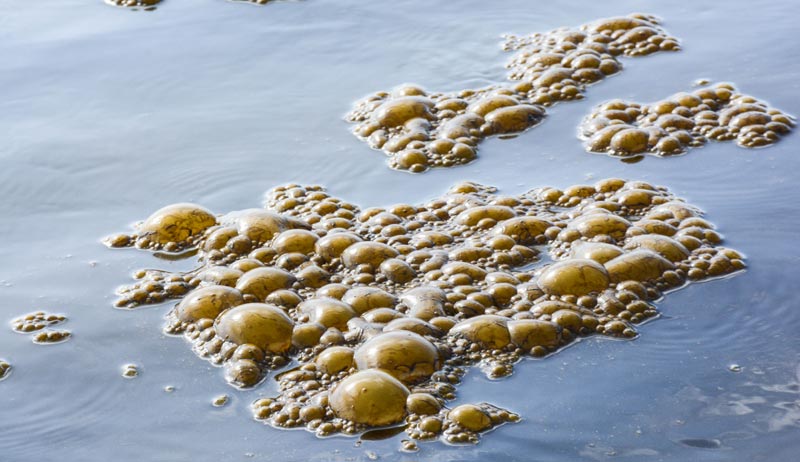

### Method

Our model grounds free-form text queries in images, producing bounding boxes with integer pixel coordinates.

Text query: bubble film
[347,14,680,172]
[106,180,744,444]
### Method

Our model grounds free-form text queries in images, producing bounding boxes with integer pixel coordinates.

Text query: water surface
[1,0,799,461]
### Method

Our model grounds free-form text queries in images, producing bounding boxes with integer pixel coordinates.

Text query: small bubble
[122,364,139,378]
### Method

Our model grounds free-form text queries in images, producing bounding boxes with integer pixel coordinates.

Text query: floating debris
[580,83,795,158]
[122,364,140,378]
[347,14,680,172]
[213,394,230,407]
[107,179,744,444]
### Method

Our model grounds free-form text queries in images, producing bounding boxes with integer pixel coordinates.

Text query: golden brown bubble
[347,14,680,172]
[109,180,743,445]
[0,359,11,382]
[329,369,410,426]
[580,83,795,158]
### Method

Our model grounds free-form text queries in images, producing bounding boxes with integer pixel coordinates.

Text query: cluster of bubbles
[106,178,744,445]
[580,83,795,158]
[104,0,162,10]
[10,311,71,345]
[104,0,283,10]
[346,14,680,173]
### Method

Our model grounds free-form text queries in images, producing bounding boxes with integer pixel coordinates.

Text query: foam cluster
[104,0,289,10]
[106,179,743,445]
[104,0,162,10]
[10,311,71,345]
[580,83,795,158]
[346,14,679,172]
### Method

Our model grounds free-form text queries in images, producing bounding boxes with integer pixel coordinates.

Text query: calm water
[1,0,799,461]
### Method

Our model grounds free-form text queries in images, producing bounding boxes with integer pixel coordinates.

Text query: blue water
[1,0,798,461]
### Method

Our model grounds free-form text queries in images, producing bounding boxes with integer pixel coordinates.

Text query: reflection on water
[0,0,799,461]
[676,362,800,436]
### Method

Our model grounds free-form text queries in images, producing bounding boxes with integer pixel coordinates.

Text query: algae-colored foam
[10,311,71,345]
[580,83,795,159]
[347,14,680,172]
[107,179,743,445]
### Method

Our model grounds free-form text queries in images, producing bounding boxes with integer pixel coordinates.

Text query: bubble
[140,204,217,247]
[450,315,511,349]
[605,249,675,283]
[215,303,294,353]
[624,235,689,262]
[315,233,363,262]
[273,229,319,255]
[342,287,397,314]
[354,331,441,384]
[537,259,611,296]
[315,346,355,375]
[493,217,552,244]
[406,393,442,415]
[448,404,492,432]
[176,286,244,323]
[298,298,357,330]
[212,394,230,407]
[342,242,399,269]
[329,369,410,426]
[235,267,297,300]
[571,242,624,264]
[508,319,562,350]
